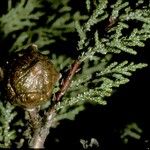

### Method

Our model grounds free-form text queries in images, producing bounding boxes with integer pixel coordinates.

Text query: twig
[55,59,81,102]
[0,67,4,82]
[28,13,117,148]
[29,59,81,148]
[105,16,117,31]
[29,108,56,148]
[27,108,41,130]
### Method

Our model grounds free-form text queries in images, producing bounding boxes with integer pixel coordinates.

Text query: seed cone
[5,45,59,109]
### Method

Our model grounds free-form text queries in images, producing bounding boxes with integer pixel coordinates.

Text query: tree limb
[55,59,81,102]
[28,59,81,148]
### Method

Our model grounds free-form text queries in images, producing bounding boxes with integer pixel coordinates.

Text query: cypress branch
[0,0,149,148]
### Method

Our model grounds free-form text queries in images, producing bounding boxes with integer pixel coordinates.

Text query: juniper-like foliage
[0,101,23,148]
[0,0,149,148]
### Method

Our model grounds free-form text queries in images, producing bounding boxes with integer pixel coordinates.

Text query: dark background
[43,21,150,150]
[45,42,150,150]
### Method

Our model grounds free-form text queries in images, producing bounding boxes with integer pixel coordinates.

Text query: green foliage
[55,0,149,111]
[120,122,143,144]
[51,54,73,71]
[56,105,85,121]
[0,0,43,52]
[0,101,21,148]
[0,0,87,52]
[80,138,99,149]
[76,0,150,60]
[56,60,147,110]
[0,0,43,37]
[0,0,149,148]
